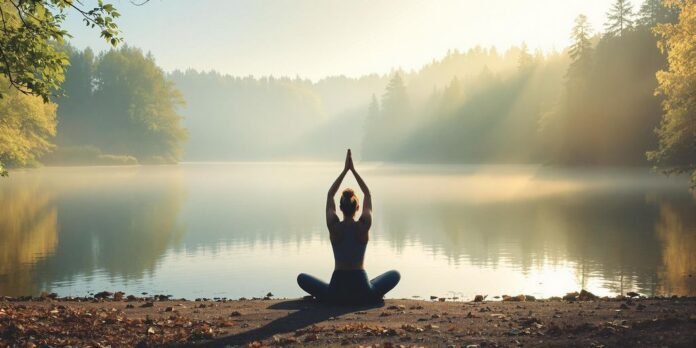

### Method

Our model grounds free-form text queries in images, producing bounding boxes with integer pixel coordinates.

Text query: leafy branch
[0,0,124,102]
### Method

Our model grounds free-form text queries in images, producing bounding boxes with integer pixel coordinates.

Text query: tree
[517,42,535,72]
[638,0,679,27]
[381,73,409,118]
[87,46,187,163]
[605,0,635,36]
[649,0,696,186]
[361,94,381,157]
[0,0,121,102]
[568,15,594,85]
[0,76,57,168]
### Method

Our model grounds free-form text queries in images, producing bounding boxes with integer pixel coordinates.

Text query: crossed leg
[297,273,329,300]
[370,270,401,299]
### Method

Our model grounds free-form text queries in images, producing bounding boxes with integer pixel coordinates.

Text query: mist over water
[1,163,694,299]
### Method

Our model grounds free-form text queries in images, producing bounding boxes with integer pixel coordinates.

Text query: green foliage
[569,14,594,79]
[543,7,671,166]
[0,75,57,167]
[362,73,411,159]
[638,0,679,26]
[605,0,635,37]
[0,0,121,102]
[54,46,187,163]
[41,145,138,165]
[381,73,410,119]
[359,46,567,163]
[649,0,696,185]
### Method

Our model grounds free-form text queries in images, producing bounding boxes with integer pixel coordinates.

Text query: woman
[297,149,400,304]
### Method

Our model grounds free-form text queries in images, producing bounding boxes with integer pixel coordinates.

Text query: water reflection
[655,198,696,295]
[0,177,58,295]
[0,164,694,298]
[0,167,185,296]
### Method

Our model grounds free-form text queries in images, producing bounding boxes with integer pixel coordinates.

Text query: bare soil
[1,293,695,347]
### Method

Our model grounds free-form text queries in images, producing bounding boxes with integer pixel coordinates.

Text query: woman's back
[330,220,368,270]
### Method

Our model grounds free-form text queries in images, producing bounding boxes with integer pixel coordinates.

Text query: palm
[344,149,354,171]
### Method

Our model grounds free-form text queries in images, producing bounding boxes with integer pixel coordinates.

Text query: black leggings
[297,269,400,304]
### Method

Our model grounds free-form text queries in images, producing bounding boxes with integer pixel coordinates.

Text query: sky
[63,0,644,80]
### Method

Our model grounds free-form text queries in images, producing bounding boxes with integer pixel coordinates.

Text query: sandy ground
[1,293,695,347]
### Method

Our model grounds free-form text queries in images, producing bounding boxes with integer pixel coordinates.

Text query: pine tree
[381,73,409,118]
[638,0,679,27]
[605,0,635,36]
[569,15,594,78]
[517,42,535,72]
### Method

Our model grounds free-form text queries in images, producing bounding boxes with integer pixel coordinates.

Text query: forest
[0,0,694,183]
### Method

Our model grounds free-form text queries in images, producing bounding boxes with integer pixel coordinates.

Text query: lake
[1,163,694,300]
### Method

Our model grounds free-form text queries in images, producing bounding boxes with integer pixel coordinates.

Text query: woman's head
[340,188,359,218]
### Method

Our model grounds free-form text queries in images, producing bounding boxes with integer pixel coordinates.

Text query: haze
[63,0,641,79]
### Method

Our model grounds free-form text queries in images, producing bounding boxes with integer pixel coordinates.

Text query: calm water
[1,163,694,299]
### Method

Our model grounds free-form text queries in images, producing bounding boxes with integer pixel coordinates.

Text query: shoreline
[2,292,695,347]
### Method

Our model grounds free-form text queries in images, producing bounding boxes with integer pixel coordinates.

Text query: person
[297,149,400,304]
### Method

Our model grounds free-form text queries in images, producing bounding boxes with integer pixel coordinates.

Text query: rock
[503,294,526,302]
[578,290,597,301]
[94,291,113,299]
[303,333,318,342]
[147,326,156,335]
[40,292,58,300]
[563,292,579,301]
[401,324,424,333]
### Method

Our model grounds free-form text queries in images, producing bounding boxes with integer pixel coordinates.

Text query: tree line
[0,0,693,186]
[361,0,694,185]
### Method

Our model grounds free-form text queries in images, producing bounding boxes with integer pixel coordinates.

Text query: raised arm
[326,152,351,227]
[351,165,372,227]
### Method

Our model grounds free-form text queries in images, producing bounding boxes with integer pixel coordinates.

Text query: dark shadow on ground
[200,299,384,347]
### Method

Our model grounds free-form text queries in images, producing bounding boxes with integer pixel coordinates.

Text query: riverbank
[1,293,695,347]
